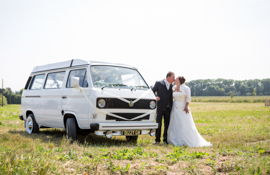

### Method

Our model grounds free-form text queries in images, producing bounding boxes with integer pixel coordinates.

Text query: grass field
[0,103,270,174]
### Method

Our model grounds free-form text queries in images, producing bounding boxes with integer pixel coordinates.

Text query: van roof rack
[31,59,136,73]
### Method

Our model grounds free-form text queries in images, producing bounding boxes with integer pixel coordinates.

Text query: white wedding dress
[167,85,212,147]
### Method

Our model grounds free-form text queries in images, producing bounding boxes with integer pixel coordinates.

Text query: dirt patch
[0,128,9,134]
[247,139,270,145]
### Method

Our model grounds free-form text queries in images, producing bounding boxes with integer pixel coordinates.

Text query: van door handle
[62,96,67,99]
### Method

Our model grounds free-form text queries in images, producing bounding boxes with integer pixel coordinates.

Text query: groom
[152,71,175,144]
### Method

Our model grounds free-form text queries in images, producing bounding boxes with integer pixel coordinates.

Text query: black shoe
[163,141,168,145]
[153,141,160,145]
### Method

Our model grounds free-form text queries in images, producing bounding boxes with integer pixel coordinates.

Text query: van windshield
[90,66,149,90]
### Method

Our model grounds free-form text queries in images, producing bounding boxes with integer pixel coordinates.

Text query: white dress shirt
[164,79,171,90]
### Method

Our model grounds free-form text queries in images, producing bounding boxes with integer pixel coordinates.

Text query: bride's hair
[178,76,186,84]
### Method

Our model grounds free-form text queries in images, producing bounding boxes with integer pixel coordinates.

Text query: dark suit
[152,80,173,143]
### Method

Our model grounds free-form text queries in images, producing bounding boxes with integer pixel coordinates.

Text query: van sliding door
[39,71,66,128]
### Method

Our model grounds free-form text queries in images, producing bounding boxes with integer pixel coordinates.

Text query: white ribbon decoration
[73,86,155,121]
[101,89,152,105]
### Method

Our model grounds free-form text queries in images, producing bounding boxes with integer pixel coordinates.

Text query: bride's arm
[184,102,190,114]
[184,86,191,114]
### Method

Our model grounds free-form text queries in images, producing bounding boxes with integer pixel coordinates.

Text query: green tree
[230,92,234,99]
[0,94,7,106]
[262,79,270,95]
[15,88,24,95]
[253,88,256,96]
[184,78,270,96]
[5,88,12,104]
[3,87,22,104]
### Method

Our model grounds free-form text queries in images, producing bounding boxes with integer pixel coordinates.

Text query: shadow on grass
[8,129,141,147]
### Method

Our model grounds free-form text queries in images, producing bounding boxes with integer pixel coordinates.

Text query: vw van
[19,59,158,141]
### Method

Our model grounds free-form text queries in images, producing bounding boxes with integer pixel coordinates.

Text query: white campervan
[19,59,158,141]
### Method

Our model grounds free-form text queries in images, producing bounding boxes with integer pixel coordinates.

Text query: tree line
[186,78,270,96]
[0,88,22,105]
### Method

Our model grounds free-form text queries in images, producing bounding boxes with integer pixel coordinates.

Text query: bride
[167,76,212,147]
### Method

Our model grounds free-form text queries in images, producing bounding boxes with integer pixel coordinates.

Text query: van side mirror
[71,77,80,88]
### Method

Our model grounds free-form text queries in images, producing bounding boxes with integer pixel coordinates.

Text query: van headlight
[150,101,156,109]
[98,99,106,108]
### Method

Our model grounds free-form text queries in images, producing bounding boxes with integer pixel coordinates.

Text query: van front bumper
[19,115,24,121]
[90,122,158,131]
[90,122,158,136]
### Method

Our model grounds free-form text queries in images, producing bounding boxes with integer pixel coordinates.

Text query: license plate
[122,130,141,136]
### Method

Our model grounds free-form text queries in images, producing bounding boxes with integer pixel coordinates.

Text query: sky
[0,0,270,91]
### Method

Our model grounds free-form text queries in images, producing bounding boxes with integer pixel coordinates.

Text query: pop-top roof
[31,59,136,73]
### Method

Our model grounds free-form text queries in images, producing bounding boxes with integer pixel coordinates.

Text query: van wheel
[26,114,39,134]
[126,136,138,142]
[66,118,77,141]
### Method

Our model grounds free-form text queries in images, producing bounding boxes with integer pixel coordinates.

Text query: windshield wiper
[101,85,107,90]
[109,84,127,87]
[135,86,148,89]
[101,84,127,90]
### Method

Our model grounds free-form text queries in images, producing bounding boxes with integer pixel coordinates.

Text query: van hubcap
[26,117,33,134]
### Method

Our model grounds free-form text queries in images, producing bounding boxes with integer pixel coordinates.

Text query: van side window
[24,76,32,89]
[30,74,45,90]
[82,73,88,87]
[44,72,65,89]
[67,69,88,88]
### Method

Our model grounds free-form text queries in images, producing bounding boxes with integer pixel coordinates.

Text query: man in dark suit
[152,71,175,144]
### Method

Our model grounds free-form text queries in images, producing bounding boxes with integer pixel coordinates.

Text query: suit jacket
[152,80,173,112]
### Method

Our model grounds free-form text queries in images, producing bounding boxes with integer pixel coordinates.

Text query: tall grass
[0,104,270,174]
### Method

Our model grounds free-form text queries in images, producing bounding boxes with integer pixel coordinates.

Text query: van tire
[66,118,77,141]
[126,136,138,142]
[26,114,39,134]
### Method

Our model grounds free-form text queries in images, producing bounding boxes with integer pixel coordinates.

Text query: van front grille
[97,98,156,109]
[106,113,150,121]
